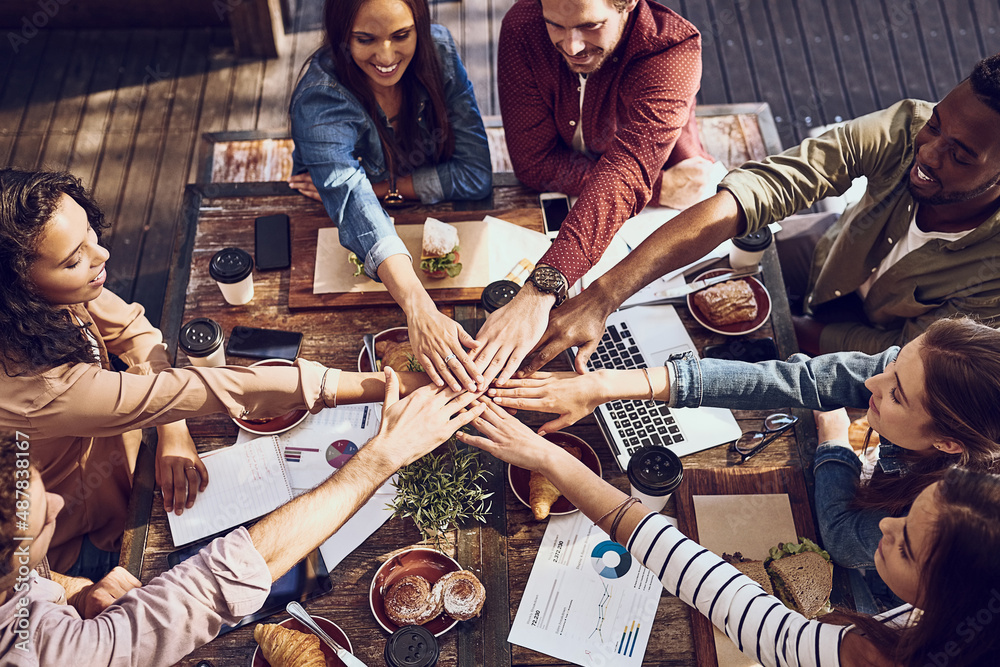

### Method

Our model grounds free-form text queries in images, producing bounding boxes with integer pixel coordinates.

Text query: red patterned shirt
[498,0,708,284]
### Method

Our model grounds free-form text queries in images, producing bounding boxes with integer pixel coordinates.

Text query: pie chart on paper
[326,439,359,468]
[591,541,632,579]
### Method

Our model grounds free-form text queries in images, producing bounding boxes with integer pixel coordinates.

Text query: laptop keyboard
[588,322,686,456]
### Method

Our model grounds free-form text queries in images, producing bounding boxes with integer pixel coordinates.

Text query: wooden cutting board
[289,207,544,310]
[673,466,817,667]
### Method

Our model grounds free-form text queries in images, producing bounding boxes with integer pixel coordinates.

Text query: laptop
[571,305,742,471]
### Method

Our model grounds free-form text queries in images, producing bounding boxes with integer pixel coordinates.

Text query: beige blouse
[0,290,334,572]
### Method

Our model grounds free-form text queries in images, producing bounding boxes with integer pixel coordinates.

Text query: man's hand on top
[473,285,555,385]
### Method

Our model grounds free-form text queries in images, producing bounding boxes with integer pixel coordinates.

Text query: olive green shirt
[721,99,1000,354]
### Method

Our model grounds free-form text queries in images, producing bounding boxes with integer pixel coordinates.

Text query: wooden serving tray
[289,207,543,310]
[673,466,817,667]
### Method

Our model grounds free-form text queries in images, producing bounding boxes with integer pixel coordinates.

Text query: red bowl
[357,327,410,373]
[369,547,462,636]
[508,432,603,516]
[232,359,309,435]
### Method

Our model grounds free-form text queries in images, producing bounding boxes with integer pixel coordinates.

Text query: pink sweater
[0,528,271,666]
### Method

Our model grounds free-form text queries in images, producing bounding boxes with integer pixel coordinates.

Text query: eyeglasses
[732,412,799,463]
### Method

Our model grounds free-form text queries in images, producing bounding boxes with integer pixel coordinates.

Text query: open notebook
[166,435,292,547]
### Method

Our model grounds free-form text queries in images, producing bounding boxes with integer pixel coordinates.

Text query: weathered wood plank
[0,29,50,166]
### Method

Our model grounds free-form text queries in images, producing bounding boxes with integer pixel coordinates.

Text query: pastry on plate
[433,570,486,621]
[253,623,325,667]
[384,574,444,626]
[529,445,581,520]
[692,279,758,326]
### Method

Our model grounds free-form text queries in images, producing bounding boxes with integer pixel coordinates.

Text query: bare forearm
[249,438,399,581]
[590,191,746,312]
[336,371,431,403]
[378,254,433,317]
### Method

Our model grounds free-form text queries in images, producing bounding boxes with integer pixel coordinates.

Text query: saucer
[232,359,308,435]
[687,269,772,336]
[251,615,352,667]
[508,432,603,516]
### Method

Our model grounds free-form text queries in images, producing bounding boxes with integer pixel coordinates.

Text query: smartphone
[702,337,780,363]
[539,192,571,239]
[167,540,332,636]
[254,213,291,270]
[226,326,303,361]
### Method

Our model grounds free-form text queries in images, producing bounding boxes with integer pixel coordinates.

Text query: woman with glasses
[458,402,1000,667]
[486,316,1000,575]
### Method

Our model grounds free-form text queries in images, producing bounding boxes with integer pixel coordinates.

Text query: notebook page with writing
[167,436,294,547]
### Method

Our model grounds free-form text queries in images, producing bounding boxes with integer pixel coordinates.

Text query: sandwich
[348,251,367,278]
[420,218,462,279]
[765,538,833,619]
[721,551,774,595]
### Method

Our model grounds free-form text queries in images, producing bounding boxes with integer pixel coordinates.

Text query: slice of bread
[765,551,833,619]
[421,218,459,258]
[722,552,775,596]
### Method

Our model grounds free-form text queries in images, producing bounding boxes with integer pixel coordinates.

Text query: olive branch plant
[388,430,493,551]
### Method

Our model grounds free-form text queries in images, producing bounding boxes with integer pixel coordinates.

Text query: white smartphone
[539,192,571,239]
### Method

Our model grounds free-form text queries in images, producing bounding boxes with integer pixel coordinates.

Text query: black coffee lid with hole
[178,318,224,357]
[627,445,684,495]
[731,226,773,252]
[481,280,521,313]
[385,625,439,667]
[209,247,254,283]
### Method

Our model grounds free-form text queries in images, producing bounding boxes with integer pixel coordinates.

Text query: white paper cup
[179,318,226,367]
[627,446,683,512]
[209,247,255,305]
[729,227,773,269]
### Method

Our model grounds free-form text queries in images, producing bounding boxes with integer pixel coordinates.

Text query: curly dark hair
[970,52,1000,115]
[0,169,108,376]
[0,442,20,578]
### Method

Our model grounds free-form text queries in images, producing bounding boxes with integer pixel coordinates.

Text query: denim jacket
[668,349,907,569]
[290,25,492,280]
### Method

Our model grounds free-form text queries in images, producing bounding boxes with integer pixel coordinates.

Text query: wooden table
[120,179,820,666]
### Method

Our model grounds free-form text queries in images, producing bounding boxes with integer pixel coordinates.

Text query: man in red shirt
[473,0,709,382]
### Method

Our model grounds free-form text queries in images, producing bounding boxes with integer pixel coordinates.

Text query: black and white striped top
[626,513,912,666]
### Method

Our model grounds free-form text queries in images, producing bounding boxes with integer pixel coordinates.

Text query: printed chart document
[235,404,393,569]
[509,511,663,666]
[167,436,292,546]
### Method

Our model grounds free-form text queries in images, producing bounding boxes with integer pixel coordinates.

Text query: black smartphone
[539,192,570,238]
[254,213,291,270]
[703,337,780,363]
[226,326,303,361]
[167,541,332,636]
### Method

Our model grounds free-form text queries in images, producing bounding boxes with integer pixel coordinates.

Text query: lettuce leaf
[420,246,462,277]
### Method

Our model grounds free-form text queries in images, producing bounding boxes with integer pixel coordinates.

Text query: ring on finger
[443,353,457,364]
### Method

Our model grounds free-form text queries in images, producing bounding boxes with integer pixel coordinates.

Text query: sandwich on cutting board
[420,218,462,279]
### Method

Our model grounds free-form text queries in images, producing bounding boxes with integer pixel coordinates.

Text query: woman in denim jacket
[487,316,1000,572]
[290,0,492,393]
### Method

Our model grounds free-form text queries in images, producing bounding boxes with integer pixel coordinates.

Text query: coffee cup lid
[384,625,439,667]
[627,445,683,496]
[731,227,773,252]
[179,318,224,356]
[209,247,254,283]
[481,280,521,313]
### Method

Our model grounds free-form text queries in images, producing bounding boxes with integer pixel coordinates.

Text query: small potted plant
[388,433,492,549]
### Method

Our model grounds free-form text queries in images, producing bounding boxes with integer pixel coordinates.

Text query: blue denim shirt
[668,349,908,569]
[290,25,492,280]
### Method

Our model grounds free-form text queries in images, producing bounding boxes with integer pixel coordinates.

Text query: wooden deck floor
[1,0,999,323]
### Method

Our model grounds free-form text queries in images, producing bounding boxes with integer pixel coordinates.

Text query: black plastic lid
[627,445,683,495]
[178,318,224,357]
[731,226,773,252]
[384,625,439,667]
[481,280,521,313]
[209,247,254,284]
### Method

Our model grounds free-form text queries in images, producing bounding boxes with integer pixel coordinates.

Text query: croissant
[528,446,581,520]
[253,623,326,667]
[433,569,487,620]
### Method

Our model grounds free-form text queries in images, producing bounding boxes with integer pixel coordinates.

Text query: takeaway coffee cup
[179,318,226,367]
[627,445,684,512]
[729,226,773,270]
[209,247,255,305]
[385,625,439,667]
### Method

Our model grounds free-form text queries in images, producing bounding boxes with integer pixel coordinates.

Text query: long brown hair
[854,317,1000,514]
[827,467,1000,666]
[323,0,454,178]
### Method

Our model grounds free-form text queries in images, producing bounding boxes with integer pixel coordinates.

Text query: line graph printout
[508,512,663,666]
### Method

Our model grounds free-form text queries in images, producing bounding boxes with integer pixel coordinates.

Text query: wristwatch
[527,265,569,307]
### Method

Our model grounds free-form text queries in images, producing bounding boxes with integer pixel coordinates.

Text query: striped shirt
[627,513,850,666]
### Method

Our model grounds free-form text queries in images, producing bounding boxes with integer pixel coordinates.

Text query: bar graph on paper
[508,512,664,666]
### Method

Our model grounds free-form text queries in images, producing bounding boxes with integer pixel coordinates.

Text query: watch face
[532,266,563,292]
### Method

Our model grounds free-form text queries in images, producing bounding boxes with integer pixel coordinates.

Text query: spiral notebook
[166,436,293,547]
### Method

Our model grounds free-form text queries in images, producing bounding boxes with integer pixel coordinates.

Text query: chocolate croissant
[253,623,326,667]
